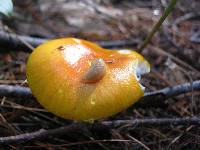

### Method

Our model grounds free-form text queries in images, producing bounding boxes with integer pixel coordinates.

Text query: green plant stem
[138,0,178,52]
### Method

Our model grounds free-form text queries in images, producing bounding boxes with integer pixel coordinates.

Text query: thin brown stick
[1,117,200,144]
[3,26,35,50]
[0,123,84,144]
[0,80,25,84]
[0,84,32,98]
[101,117,200,127]
[126,134,150,150]
[0,80,199,100]
[143,80,200,99]
[25,139,132,148]
[1,102,47,112]
[0,30,140,52]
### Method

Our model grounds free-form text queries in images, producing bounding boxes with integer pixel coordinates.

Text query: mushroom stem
[82,58,106,83]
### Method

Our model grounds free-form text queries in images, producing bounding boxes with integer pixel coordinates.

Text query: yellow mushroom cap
[26,38,150,121]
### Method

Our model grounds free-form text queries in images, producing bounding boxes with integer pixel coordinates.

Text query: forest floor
[0,0,200,149]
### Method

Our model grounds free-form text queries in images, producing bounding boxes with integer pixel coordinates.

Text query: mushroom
[26,38,150,121]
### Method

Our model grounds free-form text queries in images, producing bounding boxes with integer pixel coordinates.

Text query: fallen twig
[143,80,200,99]
[0,31,140,51]
[0,31,44,52]
[1,117,200,144]
[135,80,200,107]
[3,25,35,50]
[102,117,200,127]
[0,80,199,144]
[0,84,32,98]
[0,80,199,100]
[0,123,85,144]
